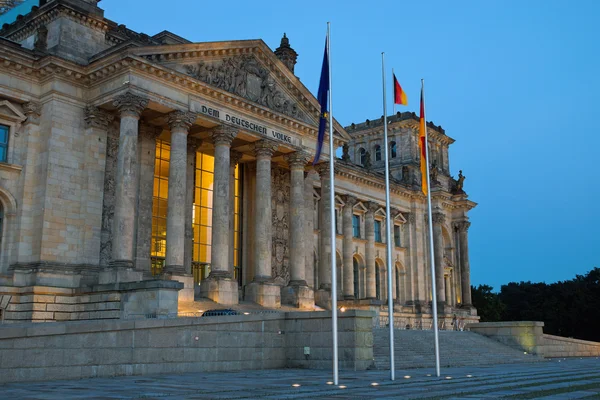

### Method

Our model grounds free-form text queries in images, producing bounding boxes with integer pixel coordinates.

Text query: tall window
[394,225,401,247]
[353,257,360,299]
[374,220,382,243]
[375,264,381,300]
[374,145,381,161]
[233,165,242,284]
[359,147,367,166]
[390,141,397,158]
[192,153,214,283]
[0,125,8,163]
[151,140,170,275]
[352,214,361,238]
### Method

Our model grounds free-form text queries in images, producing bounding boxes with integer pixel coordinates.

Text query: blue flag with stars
[313,37,329,165]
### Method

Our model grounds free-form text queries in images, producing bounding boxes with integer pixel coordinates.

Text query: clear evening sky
[103,0,600,291]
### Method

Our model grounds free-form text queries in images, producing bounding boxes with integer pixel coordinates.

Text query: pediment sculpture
[185,55,310,124]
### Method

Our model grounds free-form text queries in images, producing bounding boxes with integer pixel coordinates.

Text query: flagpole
[392,67,396,115]
[422,78,441,377]
[327,21,339,387]
[382,53,395,381]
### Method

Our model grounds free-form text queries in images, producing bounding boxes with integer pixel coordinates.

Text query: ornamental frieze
[184,55,310,124]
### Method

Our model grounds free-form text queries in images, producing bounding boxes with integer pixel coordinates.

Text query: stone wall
[467,321,600,358]
[0,310,374,383]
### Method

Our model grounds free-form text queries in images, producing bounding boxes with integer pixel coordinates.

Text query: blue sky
[103,0,600,291]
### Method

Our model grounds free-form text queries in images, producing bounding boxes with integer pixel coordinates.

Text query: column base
[460,304,478,316]
[281,284,314,309]
[314,289,331,310]
[198,276,239,305]
[99,263,144,284]
[161,272,194,302]
[245,281,281,308]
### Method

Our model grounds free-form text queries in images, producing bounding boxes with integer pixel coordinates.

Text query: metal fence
[376,315,467,331]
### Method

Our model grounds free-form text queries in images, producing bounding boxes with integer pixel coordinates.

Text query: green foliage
[471,284,505,322]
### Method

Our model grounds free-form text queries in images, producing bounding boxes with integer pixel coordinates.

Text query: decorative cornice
[167,110,197,132]
[365,201,379,214]
[84,106,114,130]
[113,92,148,118]
[432,212,446,225]
[284,151,309,169]
[211,126,237,146]
[252,139,278,158]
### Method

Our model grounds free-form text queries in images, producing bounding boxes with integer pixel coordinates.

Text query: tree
[471,284,505,322]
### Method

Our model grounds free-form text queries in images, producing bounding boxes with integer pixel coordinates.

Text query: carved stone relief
[271,165,290,285]
[99,125,119,266]
[184,55,310,123]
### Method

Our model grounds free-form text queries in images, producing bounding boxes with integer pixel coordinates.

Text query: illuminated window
[150,140,170,275]
[192,153,214,283]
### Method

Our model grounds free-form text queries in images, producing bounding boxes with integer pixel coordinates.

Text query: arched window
[390,141,397,158]
[374,145,381,161]
[353,258,360,299]
[359,147,367,166]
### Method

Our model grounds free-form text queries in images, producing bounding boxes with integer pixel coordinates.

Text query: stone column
[341,195,357,299]
[282,151,314,308]
[444,275,451,305]
[315,163,332,308]
[365,202,378,300]
[134,122,161,275]
[456,220,473,307]
[245,140,280,308]
[102,92,148,284]
[199,126,239,305]
[304,171,316,289]
[432,212,446,305]
[229,151,242,279]
[184,139,201,276]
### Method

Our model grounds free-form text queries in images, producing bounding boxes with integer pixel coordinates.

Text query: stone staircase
[373,328,543,370]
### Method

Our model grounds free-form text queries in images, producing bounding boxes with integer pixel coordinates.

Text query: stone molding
[113,92,148,119]
[341,195,357,208]
[406,212,416,224]
[453,220,471,232]
[314,162,330,178]
[167,110,197,132]
[23,102,41,125]
[365,201,379,215]
[432,212,446,225]
[84,106,114,130]
[252,139,278,158]
[211,126,237,146]
[284,151,309,169]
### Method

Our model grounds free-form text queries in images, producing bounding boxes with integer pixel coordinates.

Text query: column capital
[231,150,243,166]
[113,92,148,118]
[453,220,471,232]
[168,110,197,132]
[252,139,278,158]
[84,106,114,130]
[432,212,446,225]
[23,102,41,125]
[187,137,202,153]
[365,201,379,215]
[341,194,357,208]
[314,162,330,178]
[139,122,162,140]
[211,125,237,146]
[284,151,309,169]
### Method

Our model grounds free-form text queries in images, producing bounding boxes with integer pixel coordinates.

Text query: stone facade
[0,0,476,322]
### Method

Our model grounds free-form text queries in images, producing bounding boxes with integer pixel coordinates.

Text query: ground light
[445,377,452,380]
[426,374,432,377]
[404,375,411,379]
[466,374,473,378]
[291,384,301,387]
[370,382,379,386]
[326,381,333,385]
[338,385,347,389]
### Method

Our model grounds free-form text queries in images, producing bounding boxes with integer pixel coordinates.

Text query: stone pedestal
[315,288,331,310]
[246,281,281,308]
[198,276,239,305]
[460,304,477,316]
[161,272,194,302]
[99,266,143,285]
[281,283,314,309]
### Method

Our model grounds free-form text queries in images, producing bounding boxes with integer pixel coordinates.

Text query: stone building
[0,0,476,323]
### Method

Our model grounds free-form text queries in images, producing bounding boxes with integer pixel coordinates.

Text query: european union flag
[313,38,329,165]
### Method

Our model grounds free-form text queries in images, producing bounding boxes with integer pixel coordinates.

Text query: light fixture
[426,374,432,377]
[326,381,333,385]
[370,382,379,386]
[403,375,411,379]
[466,374,473,378]
[292,383,301,387]
[340,307,346,312]
[243,312,250,315]
[445,377,452,380]
[339,385,347,389]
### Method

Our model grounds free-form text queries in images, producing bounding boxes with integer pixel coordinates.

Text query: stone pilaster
[314,163,333,309]
[432,212,446,305]
[101,92,148,284]
[342,195,357,299]
[365,202,378,300]
[162,110,197,301]
[245,140,280,308]
[199,126,239,305]
[455,220,473,307]
[135,123,161,275]
[281,151,313,309]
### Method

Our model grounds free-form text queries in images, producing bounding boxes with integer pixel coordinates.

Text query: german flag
[419,83,428,195]
[393,73,408,105]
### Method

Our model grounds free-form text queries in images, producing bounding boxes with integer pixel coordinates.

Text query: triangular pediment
[0,101,27,123]
[130,41,351,142]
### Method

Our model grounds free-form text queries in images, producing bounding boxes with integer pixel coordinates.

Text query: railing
[376,315,464,331]
[125,309,282,320]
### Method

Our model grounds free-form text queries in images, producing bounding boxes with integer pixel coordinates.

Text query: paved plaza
[0,358,598,399]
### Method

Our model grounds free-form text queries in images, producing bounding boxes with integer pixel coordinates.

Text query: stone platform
[0,358,598,399]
